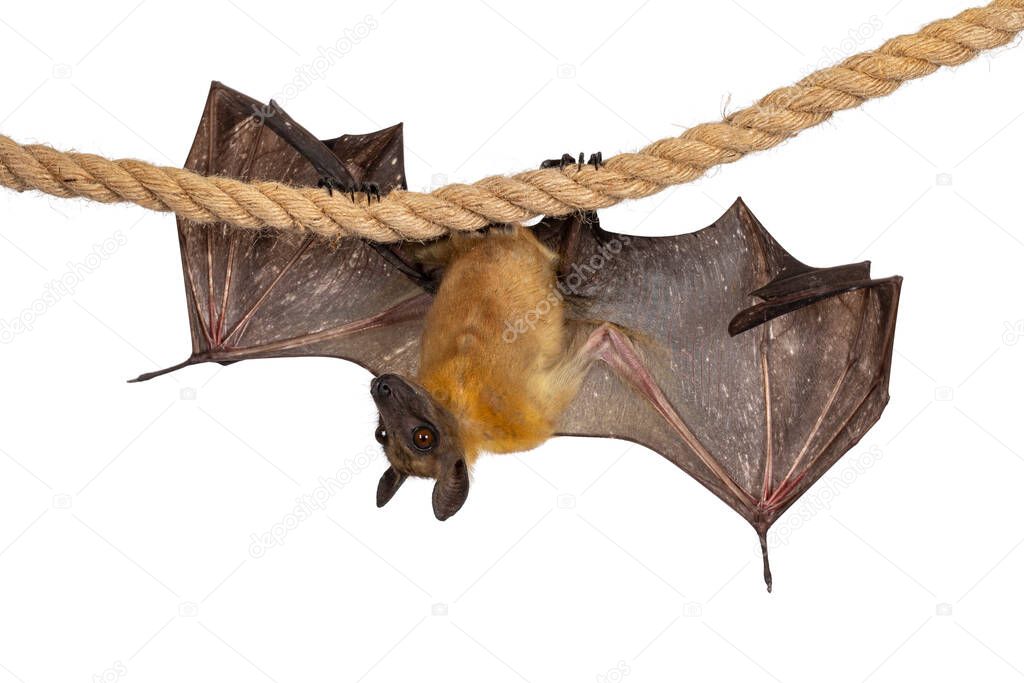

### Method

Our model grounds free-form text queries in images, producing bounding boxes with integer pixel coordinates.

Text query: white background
[1,1,1022,681]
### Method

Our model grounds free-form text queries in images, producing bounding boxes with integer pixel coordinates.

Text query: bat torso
[417,226,581,462]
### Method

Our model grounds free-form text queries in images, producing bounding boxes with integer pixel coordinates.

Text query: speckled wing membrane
[133,82,430,382]
[534,202,901,590]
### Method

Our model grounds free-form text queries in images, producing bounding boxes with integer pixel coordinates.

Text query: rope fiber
[1,0,1023,243]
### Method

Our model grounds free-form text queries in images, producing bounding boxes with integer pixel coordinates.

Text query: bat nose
[370,375,393,399]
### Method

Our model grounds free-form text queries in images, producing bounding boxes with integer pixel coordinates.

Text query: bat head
[369,373,470,521]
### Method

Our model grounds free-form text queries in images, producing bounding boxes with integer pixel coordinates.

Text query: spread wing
[133,82,430,382]
[534,200,901,588]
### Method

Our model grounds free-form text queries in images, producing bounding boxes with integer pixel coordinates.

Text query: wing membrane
[535,201,901,577]
[135,82,427,381]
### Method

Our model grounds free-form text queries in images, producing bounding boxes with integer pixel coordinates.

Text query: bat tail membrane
[728,260,893,336]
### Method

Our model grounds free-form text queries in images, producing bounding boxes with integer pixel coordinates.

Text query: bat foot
[317,177,383,203]
[539,152,603,171]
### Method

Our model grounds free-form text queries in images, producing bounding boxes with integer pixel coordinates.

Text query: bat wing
[535,200,901,589]
[133,82,430,382]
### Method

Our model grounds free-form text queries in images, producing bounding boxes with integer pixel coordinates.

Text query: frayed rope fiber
[2,0,1023,243]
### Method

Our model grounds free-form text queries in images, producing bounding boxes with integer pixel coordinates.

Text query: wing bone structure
[535,207,901,591]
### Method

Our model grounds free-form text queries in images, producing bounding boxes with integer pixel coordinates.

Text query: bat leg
[262,101,436,290]
[317,174,435,290]
[554,214,584,278]
[364,182,381,203]
[576,323,756,510]
[370,243,439,293]
[552,209,610,279]
[537,150,606,271]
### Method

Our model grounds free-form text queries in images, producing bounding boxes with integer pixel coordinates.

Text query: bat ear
[376,466,407,508]
[431,457,470,521]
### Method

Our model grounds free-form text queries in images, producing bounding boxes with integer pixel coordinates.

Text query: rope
[1,0,1023,243]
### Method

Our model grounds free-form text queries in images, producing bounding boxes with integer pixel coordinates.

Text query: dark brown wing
[534,200,901,589]
[132,82,430,382]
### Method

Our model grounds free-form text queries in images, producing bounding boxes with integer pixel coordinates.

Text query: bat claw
[539,153,577,170]
[318,176,351,197]
[539,152,604,171]
[318,177,383,203]
[363,182,381,203]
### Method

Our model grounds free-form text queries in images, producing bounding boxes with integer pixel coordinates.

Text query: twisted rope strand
[1,0,1022,243]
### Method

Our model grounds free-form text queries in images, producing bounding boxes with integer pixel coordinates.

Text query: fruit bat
[135,82,902,590]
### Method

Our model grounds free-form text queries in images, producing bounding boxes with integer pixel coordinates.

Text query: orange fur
[417,226,583,464]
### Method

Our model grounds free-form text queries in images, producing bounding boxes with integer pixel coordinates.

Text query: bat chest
[417,228,572,453]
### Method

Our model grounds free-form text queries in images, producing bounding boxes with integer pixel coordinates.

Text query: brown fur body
[416,226,582,464]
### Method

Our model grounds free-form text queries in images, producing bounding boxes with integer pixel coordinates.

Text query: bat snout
[370,374,396,400]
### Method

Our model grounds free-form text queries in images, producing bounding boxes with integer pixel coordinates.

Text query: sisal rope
[1,0,1022,243]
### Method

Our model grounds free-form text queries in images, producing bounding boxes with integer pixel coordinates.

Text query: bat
[136,82,902,590]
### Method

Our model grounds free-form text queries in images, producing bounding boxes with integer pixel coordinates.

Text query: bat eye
[374,425,388,444]
[412,426,436,451]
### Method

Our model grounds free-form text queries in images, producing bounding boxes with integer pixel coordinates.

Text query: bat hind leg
[316,174,439,292]
[367,242,440,294]
[544,209,608,281]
